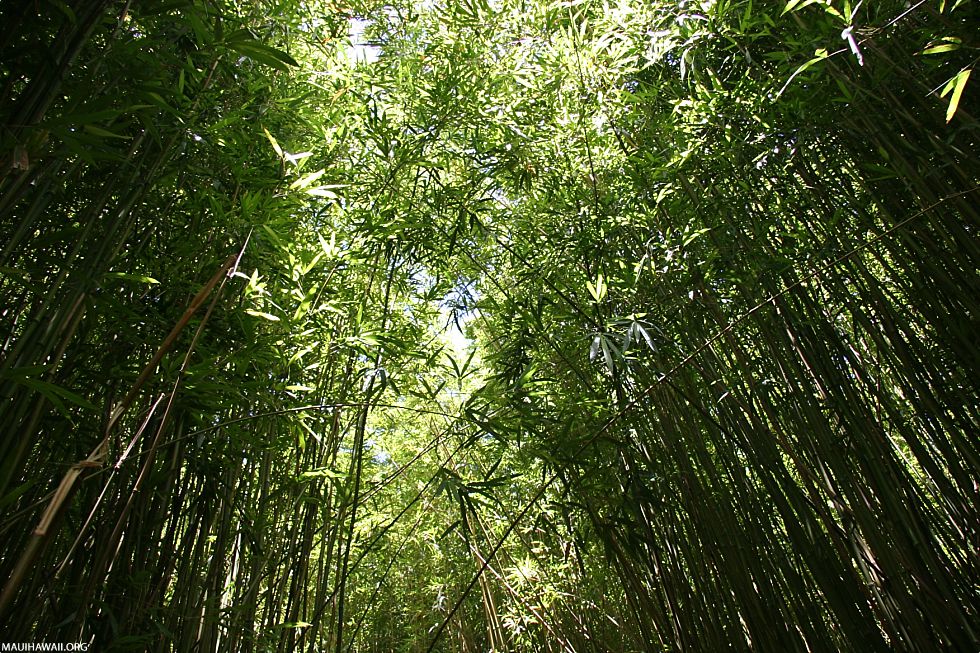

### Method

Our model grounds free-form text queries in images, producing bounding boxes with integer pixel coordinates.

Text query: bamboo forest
[1,0,978,650]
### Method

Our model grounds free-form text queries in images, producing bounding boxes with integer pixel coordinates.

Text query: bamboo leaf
[262,127,283,158]
[777,48,828,97]
[920,37,961,55]
[228,39,299,71]
[9,375,96,417]
[290,169,326,189]
[318,232,339,257]
[600,336,616,374]
[940,68,971,123]
[245,309,281,322]
[782,0,819,15]
[83,125,130,140]
[586,273,607,302]
[104,272,160,284]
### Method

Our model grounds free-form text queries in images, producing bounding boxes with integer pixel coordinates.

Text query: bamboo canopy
[0,0,977,651]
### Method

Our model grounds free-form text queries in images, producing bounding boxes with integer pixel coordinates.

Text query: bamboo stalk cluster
[0,0,977,651]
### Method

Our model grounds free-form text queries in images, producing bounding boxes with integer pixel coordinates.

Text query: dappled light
[0,0,977,651]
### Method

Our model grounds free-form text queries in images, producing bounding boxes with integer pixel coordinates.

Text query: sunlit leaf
[104,272,159,284]
[245,309,281,322]
[290,169,326,189]
[262,127,283,157]
[940,68,971,123]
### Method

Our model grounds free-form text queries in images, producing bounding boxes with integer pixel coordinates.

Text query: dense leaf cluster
[0,0,977,651]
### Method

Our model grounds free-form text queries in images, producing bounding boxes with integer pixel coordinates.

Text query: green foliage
[0,0,977,651]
